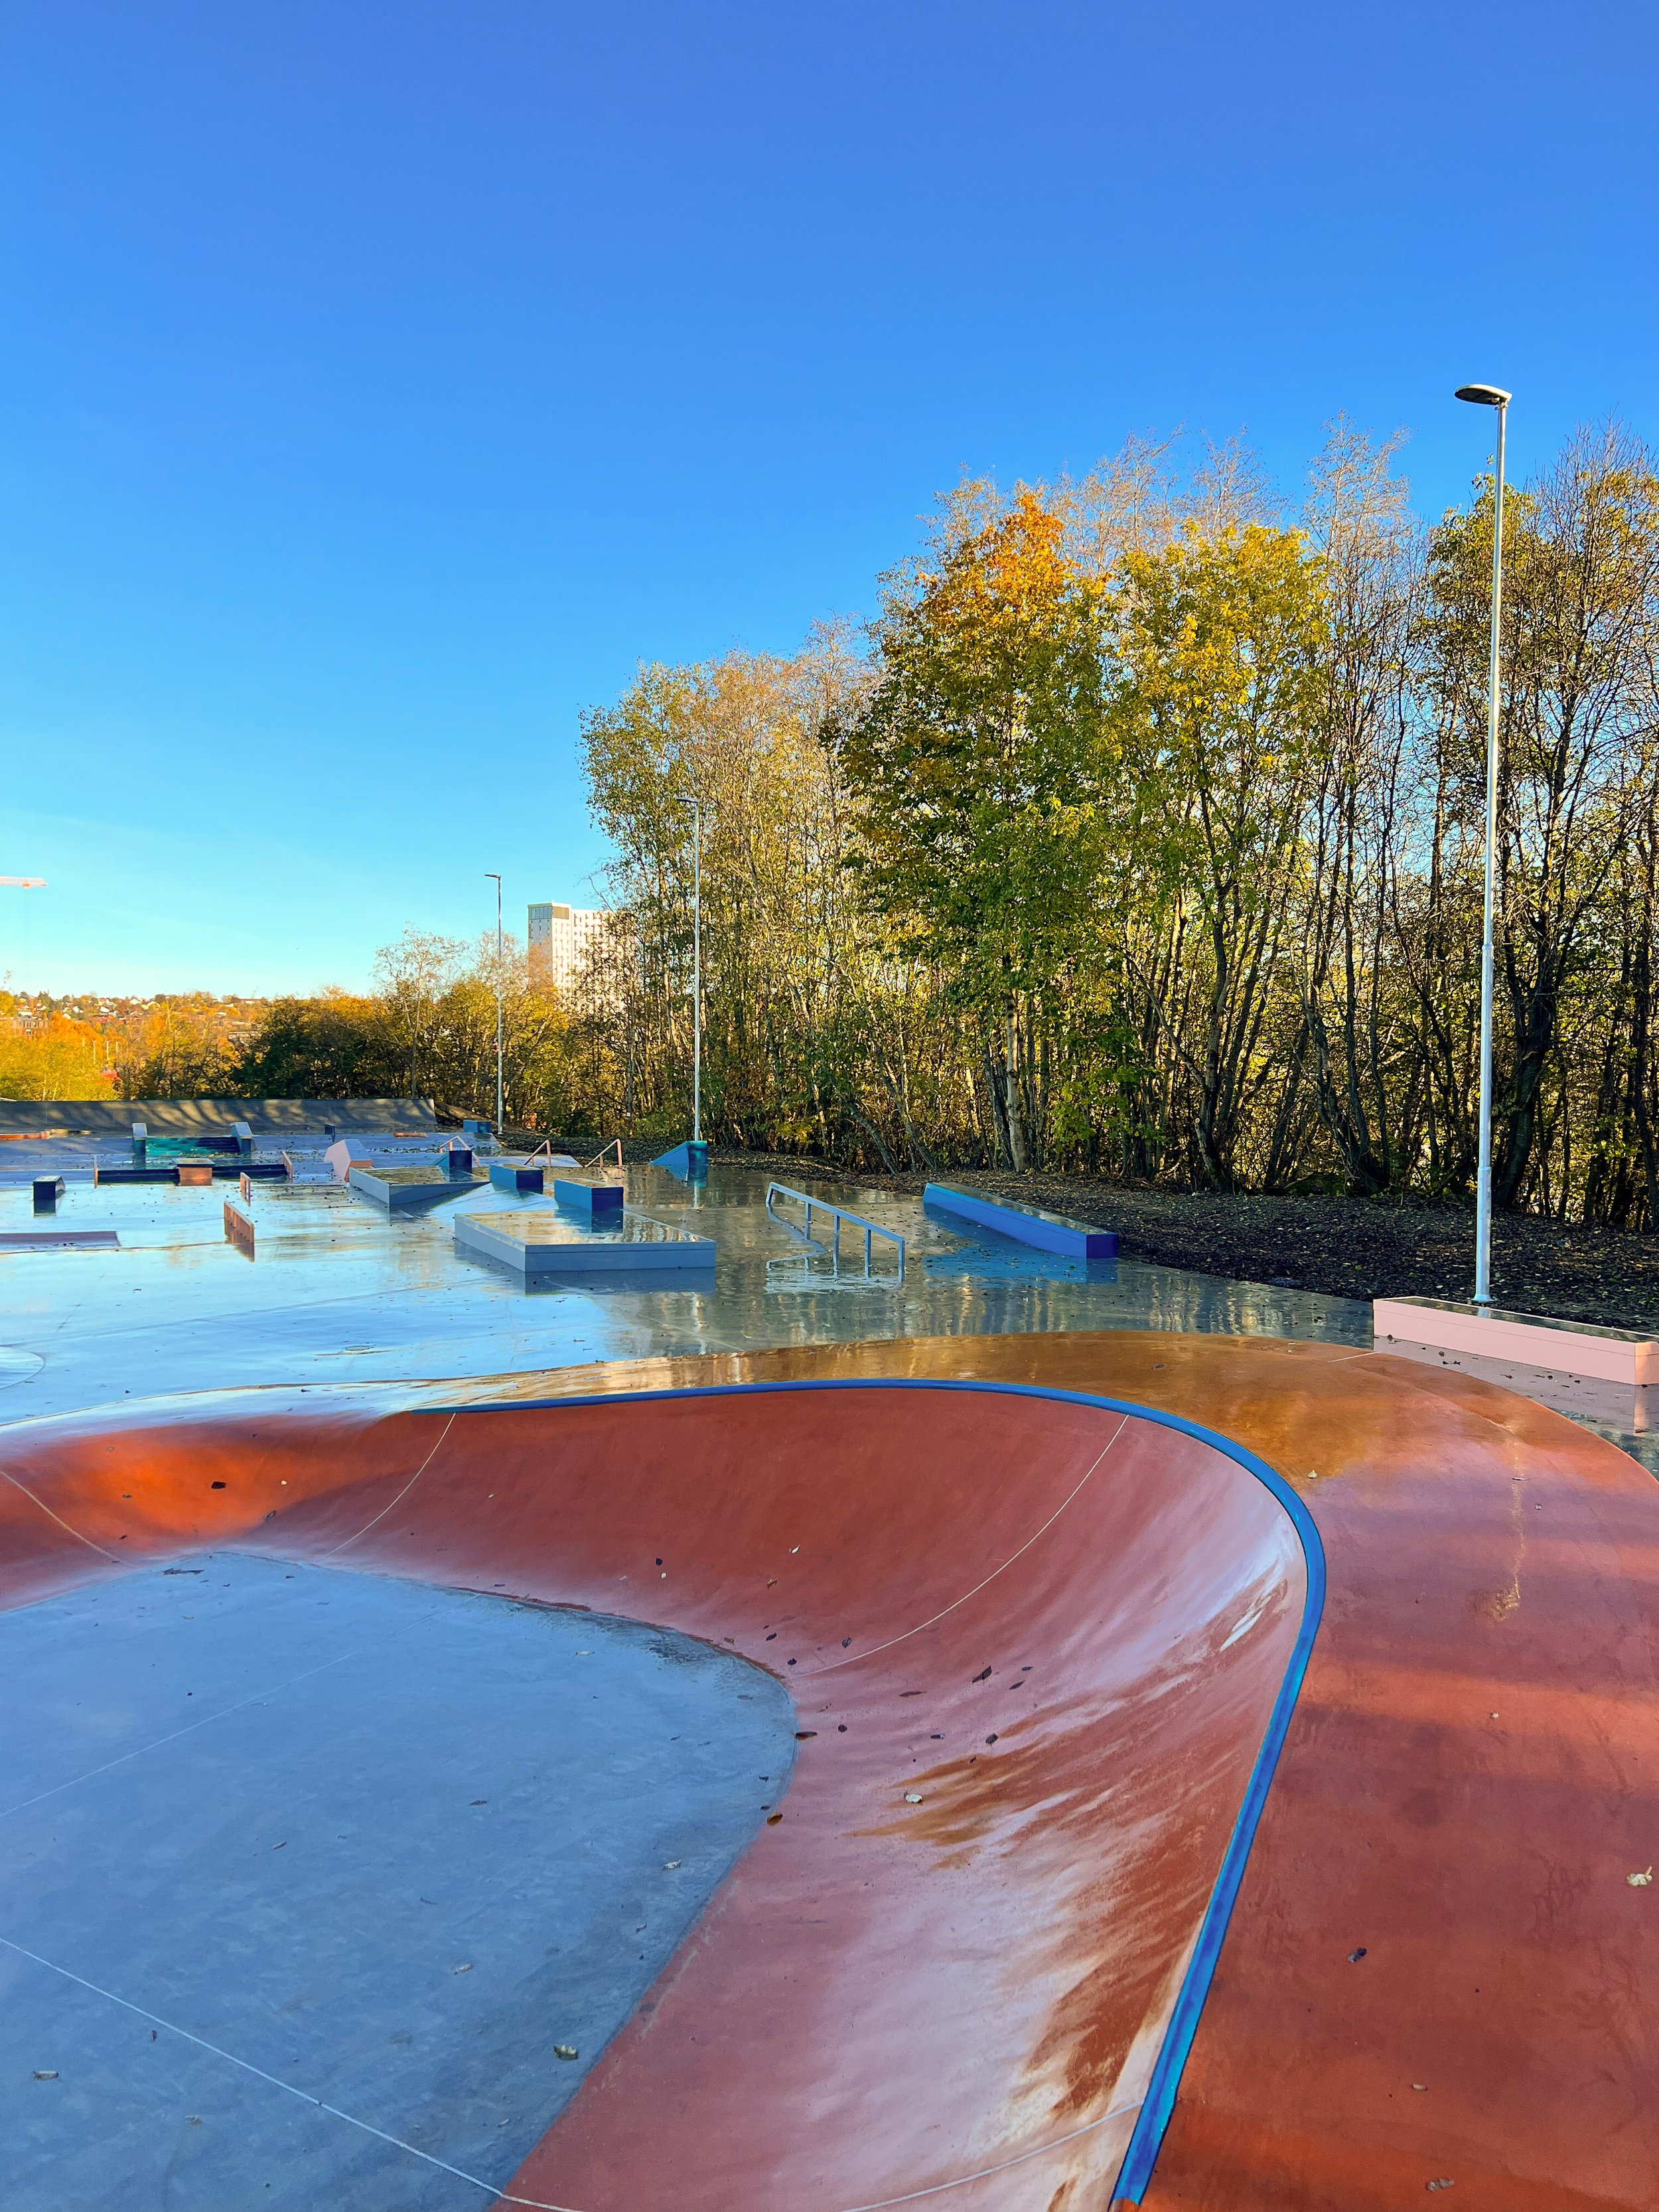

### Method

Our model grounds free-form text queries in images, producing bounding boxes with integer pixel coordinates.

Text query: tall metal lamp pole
[484,872,504,1131]
[1454,382,1512,1309]
[691,797,702,1145]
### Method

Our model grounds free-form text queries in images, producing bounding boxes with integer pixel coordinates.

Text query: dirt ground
[709,1149,1659,1333]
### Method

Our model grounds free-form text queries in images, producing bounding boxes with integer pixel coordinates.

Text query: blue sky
[2,1,1654,994]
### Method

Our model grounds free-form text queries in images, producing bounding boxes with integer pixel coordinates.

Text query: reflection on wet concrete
[0,1160,1650,1473]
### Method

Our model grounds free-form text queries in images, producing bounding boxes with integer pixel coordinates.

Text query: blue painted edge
[553,1177,624,1216]
[923,1181,1118,1259]
[417,1371,1323,2200]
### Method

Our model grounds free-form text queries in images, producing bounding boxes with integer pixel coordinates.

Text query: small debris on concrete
[795,1730,818,1739]
[33,2070,57,2081]
[662,1860,681,1870]
[1413,2083,1427,2091]
[841,1637,851,1648]
[1628,1868,1653,1887]
[1426,2183,1454,2193]
[985,1734,998,1745]
[766,1813,782,1825]
[453,1962,472,1974]
[972,1666,991,1683]
[554,2045,579,2061]
[904,1792,923,1804]
[1348,1947,1368,1962]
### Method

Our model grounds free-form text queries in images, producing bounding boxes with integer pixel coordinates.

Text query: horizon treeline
[8,417,1659,1226]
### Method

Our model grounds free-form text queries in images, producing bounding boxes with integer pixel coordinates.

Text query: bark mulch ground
[712,1149,1659,1335]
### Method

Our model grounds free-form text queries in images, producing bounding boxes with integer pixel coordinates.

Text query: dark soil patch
[715,1151,1659,1334]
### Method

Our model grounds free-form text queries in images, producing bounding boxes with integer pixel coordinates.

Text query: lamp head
[1455,383,1512,407]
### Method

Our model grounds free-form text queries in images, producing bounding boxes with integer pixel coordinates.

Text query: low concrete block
[454,1207,716,1282]
[923,1183,1118,1259]
[32,1176,64,1215]
[1374,1295,1659,1429]
[348,1164,478,1215]
[489,1163,545,1193]
[555,1177,624,1223]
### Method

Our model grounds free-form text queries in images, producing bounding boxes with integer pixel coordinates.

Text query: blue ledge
[554,1177,624,1222]
[489,1163,545,1193]
[922,1182,1118,1258]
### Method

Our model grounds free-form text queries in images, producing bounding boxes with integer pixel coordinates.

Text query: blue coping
[923,1182,1118,1258]
[652,1140,710,1180]
[425,1374,1323,2204]
[553,1177,624,1222]
[488,1162,545,1193]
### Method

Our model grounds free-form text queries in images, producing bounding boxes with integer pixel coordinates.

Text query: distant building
[528,902,609,995]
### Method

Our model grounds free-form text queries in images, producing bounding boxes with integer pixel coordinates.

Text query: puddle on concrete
[0,1554,794,2210]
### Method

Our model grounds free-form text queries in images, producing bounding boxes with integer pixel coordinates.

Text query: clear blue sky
[2,2,1654,995]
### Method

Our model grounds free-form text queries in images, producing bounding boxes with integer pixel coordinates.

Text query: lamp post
[691,796,702,1145]
[484,872,504,1132]
[1454,382,1512,1309]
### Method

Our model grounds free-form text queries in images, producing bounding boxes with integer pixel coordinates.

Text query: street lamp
[1453,382,1512,1308]
[484,872,504,1132]
[691,796,702,1145]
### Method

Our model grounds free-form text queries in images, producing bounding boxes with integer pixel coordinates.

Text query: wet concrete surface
[3,1156,1652,1467]
[0,1553,792,2210]
[0,1161,1366,1410]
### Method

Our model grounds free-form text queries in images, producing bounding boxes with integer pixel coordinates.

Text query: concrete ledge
[490,1163,545,1193]
[1374,1295,1659,1430]
[923,1183,1118,1258]
[554,1177,624,1222]
[455,1208,715,1280]
[348,1165,480,1215]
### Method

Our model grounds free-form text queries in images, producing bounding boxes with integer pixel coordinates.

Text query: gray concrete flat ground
[0,1555,793,2210]
[0,1161,1370,1418]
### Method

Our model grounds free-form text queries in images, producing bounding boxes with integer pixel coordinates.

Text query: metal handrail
[765,1182,904,1281]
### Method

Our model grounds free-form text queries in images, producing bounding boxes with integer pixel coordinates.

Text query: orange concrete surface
[2,1330,1657,2208]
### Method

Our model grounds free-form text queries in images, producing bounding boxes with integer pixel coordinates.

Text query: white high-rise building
[528,903,609,995]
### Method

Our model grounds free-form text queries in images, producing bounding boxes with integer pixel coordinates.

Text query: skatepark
[3,1140,1658,2208]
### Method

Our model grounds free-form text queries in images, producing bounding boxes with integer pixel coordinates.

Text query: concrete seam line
[319,1410,458,1557]
[0,1463,123,1562]
[811,1414,1129,1674]
[0,1644,361,1822]
[0,1932,587,2212]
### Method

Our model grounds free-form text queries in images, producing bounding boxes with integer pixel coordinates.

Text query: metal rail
[765,1182,904,1281]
